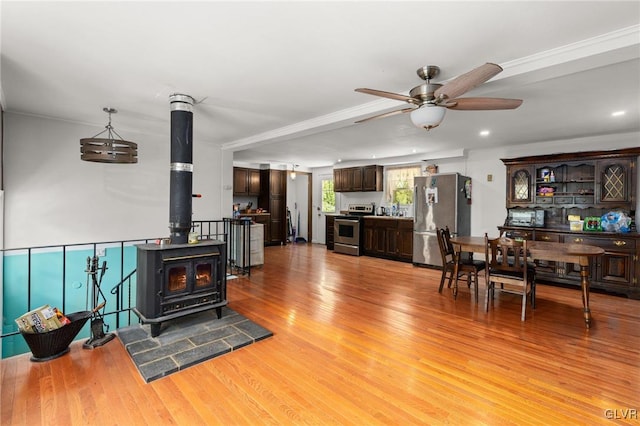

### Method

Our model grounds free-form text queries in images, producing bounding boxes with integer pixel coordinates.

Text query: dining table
[449,236,605,329]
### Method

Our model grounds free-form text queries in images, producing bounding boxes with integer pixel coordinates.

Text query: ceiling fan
[355,63,522,130]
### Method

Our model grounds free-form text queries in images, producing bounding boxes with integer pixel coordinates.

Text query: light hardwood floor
[2,244,639,425]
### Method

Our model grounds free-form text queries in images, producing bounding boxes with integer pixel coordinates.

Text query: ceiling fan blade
[445,97,523,110]
[355,88,418,104]
[434,63,503,100]
[355,107,414,124]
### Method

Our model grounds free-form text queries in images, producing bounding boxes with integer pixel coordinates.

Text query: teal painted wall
[2,243,139,358]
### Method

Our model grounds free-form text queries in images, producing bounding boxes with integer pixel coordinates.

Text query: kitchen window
[321,178,335,212]
[385,165,422,205]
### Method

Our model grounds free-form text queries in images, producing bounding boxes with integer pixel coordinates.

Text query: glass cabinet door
[598,159,632,204]
[508,166,533,205]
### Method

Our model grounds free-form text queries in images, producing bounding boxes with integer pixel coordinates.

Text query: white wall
[220,149,235,217]
[4,113,225,248]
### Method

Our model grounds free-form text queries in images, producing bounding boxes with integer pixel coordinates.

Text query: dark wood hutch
[500,147,639,299]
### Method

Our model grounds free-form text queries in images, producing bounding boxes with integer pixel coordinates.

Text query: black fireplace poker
[169,94,195,244]
[83,255,115,349]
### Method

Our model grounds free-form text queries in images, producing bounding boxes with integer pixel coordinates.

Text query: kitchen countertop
[364,216,414,221]
[325,214,413,221]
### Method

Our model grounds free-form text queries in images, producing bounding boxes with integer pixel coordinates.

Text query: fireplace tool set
[83,255,115,349]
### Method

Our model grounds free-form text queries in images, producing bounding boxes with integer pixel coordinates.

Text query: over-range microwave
[506,209,545,228]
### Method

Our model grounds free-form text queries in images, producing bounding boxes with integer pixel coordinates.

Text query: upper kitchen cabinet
[334,168,360,192]
[334,165,383,192]
[363,165,384,191]
[502,148,640,211]
[233,167,261,196]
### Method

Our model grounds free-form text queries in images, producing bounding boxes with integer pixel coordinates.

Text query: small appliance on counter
[505,209,545,228]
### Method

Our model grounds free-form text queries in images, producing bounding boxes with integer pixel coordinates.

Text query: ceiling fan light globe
[410,106,446,130]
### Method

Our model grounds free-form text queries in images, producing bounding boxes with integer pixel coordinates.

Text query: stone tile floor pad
[117,307,273,382]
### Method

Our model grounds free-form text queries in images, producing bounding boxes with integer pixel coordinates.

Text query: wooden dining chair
[437,227,485,302]
[484,234,536,321]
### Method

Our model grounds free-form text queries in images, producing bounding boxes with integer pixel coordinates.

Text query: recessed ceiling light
[337,159,342,163]
[611,110,626,117]
[479,130,490,137]
[372,155,376,159]
[412,149,417,153]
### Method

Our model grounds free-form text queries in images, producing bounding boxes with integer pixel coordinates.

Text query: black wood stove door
[163,254,218,297]
[160,252,222,315]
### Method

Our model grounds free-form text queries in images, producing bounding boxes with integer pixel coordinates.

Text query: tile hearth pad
[117,307,272,383]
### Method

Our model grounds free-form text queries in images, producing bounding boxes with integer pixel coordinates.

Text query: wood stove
[133,94,227,337]
[134,240,227,337]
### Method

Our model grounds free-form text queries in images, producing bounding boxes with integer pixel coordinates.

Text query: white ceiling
[2,1,639,169]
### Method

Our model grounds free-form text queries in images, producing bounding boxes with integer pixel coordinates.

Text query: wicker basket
[20,311,92,362]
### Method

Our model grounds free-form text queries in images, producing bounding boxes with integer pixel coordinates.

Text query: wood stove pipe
[169,94,195,244]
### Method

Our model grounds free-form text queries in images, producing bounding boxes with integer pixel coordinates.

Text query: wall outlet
[97,248,106,257]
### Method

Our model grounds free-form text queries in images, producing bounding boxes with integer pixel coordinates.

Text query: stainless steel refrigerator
[413,173,472,267]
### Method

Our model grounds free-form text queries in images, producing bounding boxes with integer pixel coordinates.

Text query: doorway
[286,172,312,243]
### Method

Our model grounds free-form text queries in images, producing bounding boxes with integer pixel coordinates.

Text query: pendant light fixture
[80,107,138,163]
[290,164,298,180]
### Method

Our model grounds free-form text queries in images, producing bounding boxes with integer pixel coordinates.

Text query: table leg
[580,263,592,329]
[452,252,460,299]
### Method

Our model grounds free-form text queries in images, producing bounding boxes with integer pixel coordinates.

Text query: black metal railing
[0,238,158,342]
[109,268,137,330]
[1,219,257,358]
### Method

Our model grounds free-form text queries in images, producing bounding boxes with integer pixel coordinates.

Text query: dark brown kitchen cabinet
[334,165,383,192]
[258,169,287,245]
[363,165,384,191]
[334,168,354,192]
[333,168,344,192]
[397,220,414,261]
[233,167,249,195]
[363,219,386,257]
[363,217,413,262]
[326,215,335,250]
[352,167,363,191]
[248,169,261,195]
[233,167,261,196]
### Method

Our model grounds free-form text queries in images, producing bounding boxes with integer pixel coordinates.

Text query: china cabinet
[501,147,640,298]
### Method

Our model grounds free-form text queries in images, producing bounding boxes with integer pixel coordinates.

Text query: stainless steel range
[334,204,374,256]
